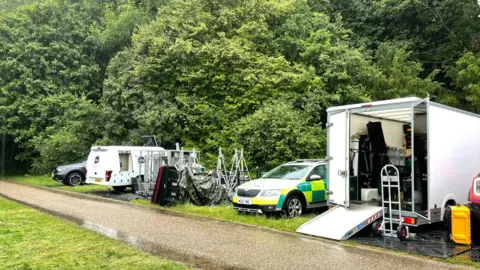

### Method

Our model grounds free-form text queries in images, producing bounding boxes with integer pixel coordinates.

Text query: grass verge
[7,175,113,193]
[0,197,188,270]
[132,199,316,232]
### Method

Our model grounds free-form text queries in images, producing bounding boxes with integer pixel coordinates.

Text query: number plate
[94,178,102,183]
[238,198,251,205]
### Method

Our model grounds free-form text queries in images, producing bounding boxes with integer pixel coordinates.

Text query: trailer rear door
[412,99,429,219]
[327,110,350,207]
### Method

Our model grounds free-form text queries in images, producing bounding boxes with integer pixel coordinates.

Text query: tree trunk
[0,133,5,178]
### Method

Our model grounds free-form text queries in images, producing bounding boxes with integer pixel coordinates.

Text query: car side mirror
[308,174,322,181]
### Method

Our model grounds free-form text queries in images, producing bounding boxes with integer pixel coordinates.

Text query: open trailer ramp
[296,204,383,240]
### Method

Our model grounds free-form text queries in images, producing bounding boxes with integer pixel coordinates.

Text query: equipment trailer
[298,97,480,240]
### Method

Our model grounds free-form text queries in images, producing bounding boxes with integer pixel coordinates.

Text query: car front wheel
[283,196,304,218]
[66,172,83,186]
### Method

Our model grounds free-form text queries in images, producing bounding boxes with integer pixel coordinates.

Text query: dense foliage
[0,0,479,173]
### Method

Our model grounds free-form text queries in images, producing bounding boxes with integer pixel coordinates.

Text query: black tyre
[448,232,453,243]
[283,195,304,218]
[66,172,83,186]
[112,186,127,192]
[371,220,382,236]
[471,210,480,244]
[443,205,452,230]
[397,225,408,241]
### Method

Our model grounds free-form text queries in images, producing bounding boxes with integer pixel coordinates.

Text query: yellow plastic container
[450,205,471,245]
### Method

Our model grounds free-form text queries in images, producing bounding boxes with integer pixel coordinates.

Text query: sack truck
[297,97,480,241]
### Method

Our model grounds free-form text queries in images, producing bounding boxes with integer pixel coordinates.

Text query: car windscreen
[261,165,312,180]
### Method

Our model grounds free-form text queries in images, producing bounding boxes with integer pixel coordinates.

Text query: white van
[85,146,166,192]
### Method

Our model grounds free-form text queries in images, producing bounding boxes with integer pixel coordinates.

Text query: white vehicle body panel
[85,146,165,187]
[428,103,480,219]
[327,111,349,207]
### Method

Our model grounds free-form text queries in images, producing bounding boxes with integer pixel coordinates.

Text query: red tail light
[105,170,113,182]
[402,217,416,224]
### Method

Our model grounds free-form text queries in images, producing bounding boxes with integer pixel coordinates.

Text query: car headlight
[56,168,64,172]
[260,189,281,197]
[475,179,480,195]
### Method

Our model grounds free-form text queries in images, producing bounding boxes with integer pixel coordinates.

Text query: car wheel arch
[284,190,307,208]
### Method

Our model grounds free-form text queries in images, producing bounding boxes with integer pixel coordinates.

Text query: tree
[0,0,149,173]
[29,95,107,173]
[444,52,480,112]
[367,42,441,100]
[324,0,480,63]
[1,0,477,173]
[0,1,101,167]
[235,100,325,169]
[102,0,341,160]
[0,0,37,12]
[93,1,149,77]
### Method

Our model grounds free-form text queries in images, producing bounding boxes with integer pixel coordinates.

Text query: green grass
[0,197,188,270]
[132,200,315,232]
[444,257,480,268]
[7,175,112,193]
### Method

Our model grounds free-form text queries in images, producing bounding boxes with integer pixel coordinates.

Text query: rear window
[87,149,108,167]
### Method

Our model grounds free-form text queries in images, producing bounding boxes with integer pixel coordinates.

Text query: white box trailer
[85,146,166,191]
[297,97,480,240]
[86,145,203,192]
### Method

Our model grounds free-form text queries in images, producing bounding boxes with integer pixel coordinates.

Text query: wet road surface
[0,181,469,270]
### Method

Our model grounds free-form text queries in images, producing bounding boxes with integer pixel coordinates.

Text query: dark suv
[52,160,87,186]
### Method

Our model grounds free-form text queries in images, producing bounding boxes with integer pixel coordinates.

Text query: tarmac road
[0,180,469,270]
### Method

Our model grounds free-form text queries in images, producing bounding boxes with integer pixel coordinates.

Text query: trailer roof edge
[429,101,480,119]
[90,146,167,151]
[326,97,423,113]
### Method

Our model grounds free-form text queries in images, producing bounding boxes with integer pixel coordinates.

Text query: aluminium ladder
[380,164,404,237]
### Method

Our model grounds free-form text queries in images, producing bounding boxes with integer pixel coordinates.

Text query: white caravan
[297,97,480,240]
[85,146,166,192]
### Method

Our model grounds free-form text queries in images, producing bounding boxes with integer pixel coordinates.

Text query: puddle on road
[83,221,121,239]
[86,190,146,202]
[80,220,245,270]
[81,221,143,250]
